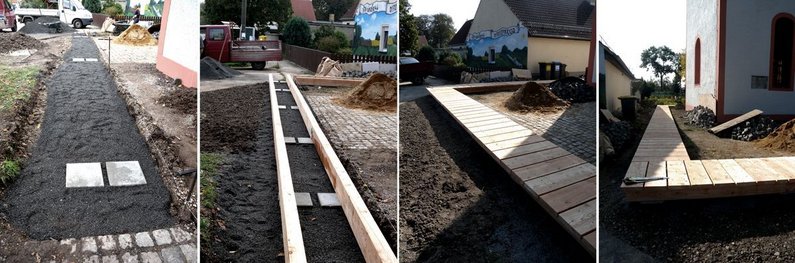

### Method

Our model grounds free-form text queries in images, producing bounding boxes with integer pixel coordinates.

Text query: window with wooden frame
[770,13,795,91]
[695,38,701,85]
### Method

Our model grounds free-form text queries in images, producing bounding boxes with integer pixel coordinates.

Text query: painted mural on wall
[466,23,528,68]
[123,0,164,17]
[352,0,397,56]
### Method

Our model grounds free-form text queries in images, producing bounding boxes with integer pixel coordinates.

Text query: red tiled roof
[291,0,317,21]
[341,0,359,21]
[503,0,594,40]
[448,19,473,46]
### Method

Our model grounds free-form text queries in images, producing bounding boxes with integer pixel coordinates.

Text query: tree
[429,13,455,48]
[84,0,102,13]
[313,0,356,21]
[417,46,436,62]
[415,15,432,37]
[282,17,312,47]
[202,0,292,31]
[398,0,418,55]
[640,46,677,90]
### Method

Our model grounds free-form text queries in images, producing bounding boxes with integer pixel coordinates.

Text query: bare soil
[334,73,397,112]
[0,33,45,53]
[113,24,157,46]
[504,82,569,113]
[399,96,590,262]
[600,102,795,262]
[757,118,795,154]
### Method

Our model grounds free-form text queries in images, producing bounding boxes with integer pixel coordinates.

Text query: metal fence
[282,44,396,71]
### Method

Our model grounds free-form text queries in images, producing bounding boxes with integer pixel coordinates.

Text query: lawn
[0,66,39,112]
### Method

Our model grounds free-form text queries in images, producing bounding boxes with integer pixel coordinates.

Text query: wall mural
[352,0,397,56]
[466,23,528,68]
[124,0,165,17]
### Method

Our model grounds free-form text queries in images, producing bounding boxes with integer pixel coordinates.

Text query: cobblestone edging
[5,226,196,263]
[305,95,397,150]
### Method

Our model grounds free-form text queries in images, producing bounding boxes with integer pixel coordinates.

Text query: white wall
[685,0,718,111]
[605,60,633,112]
[723,0,795,115]
[162,0,198,73]
[468,0,521,35]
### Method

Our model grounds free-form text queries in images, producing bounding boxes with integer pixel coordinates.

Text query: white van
[15,0,92,28]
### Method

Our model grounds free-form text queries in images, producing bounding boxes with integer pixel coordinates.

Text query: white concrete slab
[85,58,98,62]
[318,193,341,207]
[296,137,313,144]
[66,163,104,188]
[285,137,296,144]
[290,106,299,110]
[295,192,313,207]
[72,58,85,62]
[106,161,147,186]
[278,105,287,109]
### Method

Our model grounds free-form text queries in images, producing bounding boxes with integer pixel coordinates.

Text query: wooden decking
[621,106,795,202]
[427,87,596,256]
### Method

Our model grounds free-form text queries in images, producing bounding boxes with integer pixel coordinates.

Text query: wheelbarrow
[42,21,62,33]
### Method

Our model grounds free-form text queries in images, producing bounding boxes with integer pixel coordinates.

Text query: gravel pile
[480,76,514,83]
[0,33,45,53]
[600,120,632,150]
[341,71,396,79]
[548,77,595,103]
[684,106,716,129]
[731,117,778,141]
[18,17,75,34]
[200,57,241,80]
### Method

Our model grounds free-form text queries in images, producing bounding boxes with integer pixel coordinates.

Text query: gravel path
[1,34,173,239]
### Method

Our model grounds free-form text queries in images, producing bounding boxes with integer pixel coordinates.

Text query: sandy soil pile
[504,81,570,112]
[757,118,795,153]
[18,17,75,34]
[113,24,157,46]
[334,73,397,112]
[0,33,45,53]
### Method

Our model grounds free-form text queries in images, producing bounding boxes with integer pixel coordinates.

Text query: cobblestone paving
[87,31,158,64]
[474,98,597,164]
[304,94,397,150]
[1,226,197,263]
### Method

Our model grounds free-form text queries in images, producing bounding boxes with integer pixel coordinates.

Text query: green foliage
[313,0,356,21]
[640,45,677,89]
[337,47,353,55]
[647,95,684,107]
[415,15,432,37]
[416,46,436,62]
[398,0,418,55]
[83,0,102,13]
[631,78,658,101]
[200,153,223,209]
[202,0,292,31]
[0,160,20,185]
[282,17,312,47]
[102,4,124,16]
[313,25,350,52]
[439,52,462,66]
[429,13,455,48]
[317,36,342,53]
[0,66,38,112]
[19,0,45,8]
[200,217,211,243]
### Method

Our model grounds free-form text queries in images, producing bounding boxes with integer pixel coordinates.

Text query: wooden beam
[709,109,763,134]
[268,74,307,263]
[293,75,365,88]
[285,74,397,263]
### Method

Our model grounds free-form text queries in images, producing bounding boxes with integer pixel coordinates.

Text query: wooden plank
[583,231,596,257]
[719,159,755,184]
[269,74,308,263]
[525,163,595,195]
[285,74,397,263]
[428,81,526,94]
[666,161,690,187]
[476,130,535,145]
[294,75,364,87]
[644,162,668,188]
[485,136,546,151]
[683,160,713,186]
[468,122,520,133]
[559,199,596,235]
[541,177,596,213]
[764,157,795,180]
[492,140,557,160]
[701,160,734,185]
[708,109,763,134]
[502,147,570,170]
[460,115,513,125]
[514,155,587,181]
[621,162,648,189]
[736,158,781,183]
[473,125,527,138]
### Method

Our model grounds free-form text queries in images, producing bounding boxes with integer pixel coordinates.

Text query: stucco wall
[604,60,634,112]
[723,0,795,115]
[469,0,521,35]
[156,0,198,88]
[527,37,590,75]
[685,0,718,111]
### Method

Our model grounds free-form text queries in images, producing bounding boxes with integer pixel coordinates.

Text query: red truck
[0,0,17,32]
[201,24,282,70]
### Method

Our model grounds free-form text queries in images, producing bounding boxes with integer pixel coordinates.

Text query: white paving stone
[102,255,119,263]
[121,252,139,263]
[151,229,172,245]
[159,247,184,263]
[81,237,97,253]
[318,192,341,207]
[169,228,192,243]
[106,161,147,186]
[179,244,197,263]
[60,238,77,253]
[118,234,133,249]
[134,232,154,247]
[66,163,104,188]
[139,252,161,263]
[98,235,116,251]
[84,255,100,263]
[295,192,313,207]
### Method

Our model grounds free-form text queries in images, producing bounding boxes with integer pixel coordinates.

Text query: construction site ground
[399,89,591,261]
[600,102,795,262]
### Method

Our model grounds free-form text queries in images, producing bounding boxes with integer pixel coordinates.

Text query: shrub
[282,17,312,47]
[317,36,341,53]
[83,0,102,13]
[416,46,436,62]
[0,159,20,185]
[102,4,123,17]
[337,47,353,55]
[442,53,463,66]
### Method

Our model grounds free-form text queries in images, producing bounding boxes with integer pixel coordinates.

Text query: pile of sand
[113,24,157,46]
[18,17,75,34]
[0,33,45,53]
[756,118,795,153]
[334,73,397,112]
[504,81,570,112]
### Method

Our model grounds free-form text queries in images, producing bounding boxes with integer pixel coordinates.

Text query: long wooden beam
[285,74,397,263]
[293,75,366,88]
[269,74,307,263]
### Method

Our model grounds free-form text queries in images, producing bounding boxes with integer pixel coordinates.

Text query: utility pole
[240,0,247,40]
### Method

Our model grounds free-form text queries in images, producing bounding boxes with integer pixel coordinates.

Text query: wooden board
[269,74,308,263]
[708,109,763,134]
[293,75,365,88]
[286,75,397,263]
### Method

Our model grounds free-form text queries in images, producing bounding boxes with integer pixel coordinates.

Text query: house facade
[686,0,795,122]
[465,0,593,76]
[156,0,198,88]
[599,41,636,112]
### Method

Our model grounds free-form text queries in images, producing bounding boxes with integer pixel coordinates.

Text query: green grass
[0,159,21,185]
[0,66,39,112]
[647,95,684,107]
[200,153,223,245]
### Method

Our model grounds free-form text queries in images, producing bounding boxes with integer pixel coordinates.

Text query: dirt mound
[200,57,241,80]
[18,17,75,34]
[504,81,570,112]
[113,24,157,46]
[0,33,45,53]
[159,88,197,115]
[756,119,795,153]
[334,73,396,112]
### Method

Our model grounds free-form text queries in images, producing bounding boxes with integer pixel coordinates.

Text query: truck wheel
[251,62,266,70]
[11,24,16,32]
[72,19,83,29]
[412,76,425,85]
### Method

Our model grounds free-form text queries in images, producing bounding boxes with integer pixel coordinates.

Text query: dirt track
[399,96,590,262]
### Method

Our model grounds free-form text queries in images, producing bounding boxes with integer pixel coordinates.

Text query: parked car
[15,0,92,29]
[399,57,433,85]
[200,24,282,70]
[0,0,16,32]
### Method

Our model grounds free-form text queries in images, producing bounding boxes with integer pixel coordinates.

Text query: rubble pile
[684,106,716,129]
[18,17,75,34]
[600,121,632,150]
[341,71,396,79]
[731,117,777,141]
[548,77,595,103]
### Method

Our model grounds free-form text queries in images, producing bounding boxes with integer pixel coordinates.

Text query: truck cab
[0,0,16,32]
[201,24,282,70]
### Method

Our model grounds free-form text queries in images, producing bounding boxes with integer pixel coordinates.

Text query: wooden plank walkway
[621,106,795,201]
[427,87,596,256]
[708,109,763,134]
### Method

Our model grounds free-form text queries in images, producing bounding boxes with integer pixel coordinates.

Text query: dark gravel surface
[1,35,173,239]
[399,96,590,262]
[201,84,363,262]
[600,103,795,262]
[18,17,75,34]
